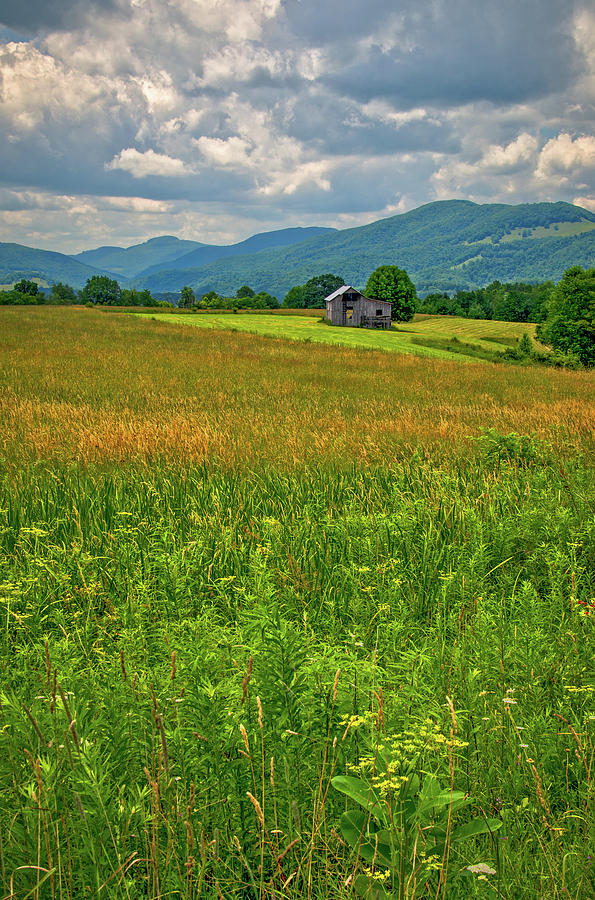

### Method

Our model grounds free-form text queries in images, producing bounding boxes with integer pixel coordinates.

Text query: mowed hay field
[0,305,594,900]
[135,310,540,362]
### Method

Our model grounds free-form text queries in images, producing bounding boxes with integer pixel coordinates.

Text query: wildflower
[467,863,496,876]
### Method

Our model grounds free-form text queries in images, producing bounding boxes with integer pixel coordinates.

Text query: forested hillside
[133,200,595,297]
[0,243,120,289]
[2,201,593,296]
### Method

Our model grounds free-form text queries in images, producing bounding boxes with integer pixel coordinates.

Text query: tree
[121,288,158,307]
[254,291,278,309]
[199,291,223,309]
[302,274,344,308]
[50,282,77,304]
[282,285,306,308]
[236,285,255,299]
[536,266,595,366]
[179,285,196,309]
[81,275,122,305]
[364,266,416,321]
[13,279,39,296]
[282,274,343,309]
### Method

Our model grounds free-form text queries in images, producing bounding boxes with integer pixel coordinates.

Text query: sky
[0,0,594,254]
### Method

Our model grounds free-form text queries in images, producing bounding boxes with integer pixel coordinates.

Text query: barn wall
[326,294,392,329]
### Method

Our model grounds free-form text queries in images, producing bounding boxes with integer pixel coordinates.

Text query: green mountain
[135,227,337,277]
[133,200,595,298]
[71,227,336,280]
[0,243,119,289]
[2,201,593,298]
[73,236,206,279]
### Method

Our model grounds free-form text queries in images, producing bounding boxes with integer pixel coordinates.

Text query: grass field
[135,311,540,362]
[0,306,593,899]
[1,307,592,467]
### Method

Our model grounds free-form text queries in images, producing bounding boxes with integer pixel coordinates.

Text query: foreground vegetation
[0,308,593,898]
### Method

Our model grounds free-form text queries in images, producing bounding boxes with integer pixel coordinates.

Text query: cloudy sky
[1,0,594,253]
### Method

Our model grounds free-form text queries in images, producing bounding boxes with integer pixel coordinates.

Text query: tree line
[0,277,166,307]
[418,280,553,322]
[2,264,592,366]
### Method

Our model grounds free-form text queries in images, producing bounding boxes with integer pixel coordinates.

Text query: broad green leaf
[332,775,387,823]
[340,809,392,867]
[417,789,466,819]
[353,873,395,899]
[452,817,502,842]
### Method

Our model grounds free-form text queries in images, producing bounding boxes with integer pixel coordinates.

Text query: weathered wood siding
[326,290,392,329]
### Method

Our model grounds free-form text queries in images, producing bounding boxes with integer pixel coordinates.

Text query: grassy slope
[137,310,538,361]
[1,308,591,468]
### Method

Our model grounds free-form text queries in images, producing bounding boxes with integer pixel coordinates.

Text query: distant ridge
[73,236,207,279]
[0,243,120,289]
[1,201,593,296]
[134,227,338,278]
[132,200,595,297]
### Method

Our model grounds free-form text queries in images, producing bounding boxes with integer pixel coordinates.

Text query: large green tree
[536,266,595,366]
[302,274,344,308]
[50,282,77,304]
[81,275,122,305]
[282,274,343,309]
[364,266,416,321]
[13,279,39,296]
[179,285,196,308]
[282,285,306,308]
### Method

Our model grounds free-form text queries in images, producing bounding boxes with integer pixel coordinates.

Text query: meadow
[134,311,540,363]
[0,306,593,899]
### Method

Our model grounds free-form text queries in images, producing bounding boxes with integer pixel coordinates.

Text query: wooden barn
[324,285,392,329]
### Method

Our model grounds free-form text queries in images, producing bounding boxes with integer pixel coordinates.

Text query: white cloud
[260,160,331,196]
[535,133,595,182]
[361,101,430,128]
[106,148,190,177]
[573,194,595,212]
[196,135,252,167]
[480,132,539,172]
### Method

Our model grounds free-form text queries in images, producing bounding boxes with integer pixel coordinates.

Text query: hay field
[0,306,592,467]
[136,310,541,360]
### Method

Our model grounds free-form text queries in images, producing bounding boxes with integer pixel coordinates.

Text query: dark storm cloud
[312,0,581,107]
[0,0,120,34]
[281,90,460,156]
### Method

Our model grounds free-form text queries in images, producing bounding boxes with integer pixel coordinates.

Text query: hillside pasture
[137,310,539,361]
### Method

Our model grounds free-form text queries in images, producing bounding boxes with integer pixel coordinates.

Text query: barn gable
[324,285,392,329]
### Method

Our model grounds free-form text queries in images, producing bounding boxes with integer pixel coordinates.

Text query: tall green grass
[0,449,593,898]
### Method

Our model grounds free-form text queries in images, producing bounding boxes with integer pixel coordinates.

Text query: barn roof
[324,285,361,302]
[324,285,392,306]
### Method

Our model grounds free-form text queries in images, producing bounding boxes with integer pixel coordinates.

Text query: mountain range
[1,201,593,299]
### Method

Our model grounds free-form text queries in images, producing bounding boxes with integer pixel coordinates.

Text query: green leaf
[353,874,395,899]
[332,775,387,823]
[340,810,392,867]
[417,789,467,819]
[452,817,502,842]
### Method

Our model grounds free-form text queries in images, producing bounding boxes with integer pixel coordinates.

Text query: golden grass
[1,306,593,467]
